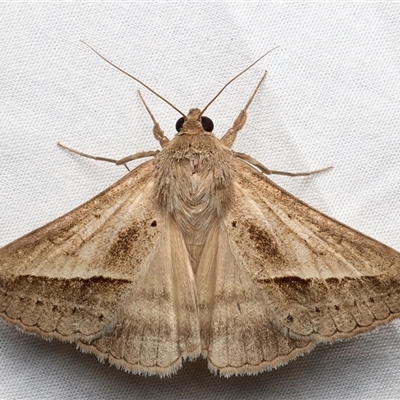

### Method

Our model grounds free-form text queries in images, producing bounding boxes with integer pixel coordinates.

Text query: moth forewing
[1,47,400,377]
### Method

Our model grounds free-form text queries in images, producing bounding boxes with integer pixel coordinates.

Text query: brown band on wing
[257,275,400,340]
[0,274,131,340]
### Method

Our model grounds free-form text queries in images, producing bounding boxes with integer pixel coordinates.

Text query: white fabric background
[1,3,400,399]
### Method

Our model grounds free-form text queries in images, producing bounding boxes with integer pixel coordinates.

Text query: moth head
[175,108,214,135]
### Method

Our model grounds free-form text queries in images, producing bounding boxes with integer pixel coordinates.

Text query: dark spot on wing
[247,224,281,259]
[108,223,140,258]
[150,220,157,227]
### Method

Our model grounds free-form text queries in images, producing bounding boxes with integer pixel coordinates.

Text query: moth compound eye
[201,116,214,132]
[175,117,185,132]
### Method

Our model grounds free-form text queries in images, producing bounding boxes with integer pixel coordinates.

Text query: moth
[1,44,400,378]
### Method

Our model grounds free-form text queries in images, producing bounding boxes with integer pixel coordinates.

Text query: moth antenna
[200,46,279,116]
[81,40,186,117]
[138,90,157,124]
[137,90,170,147]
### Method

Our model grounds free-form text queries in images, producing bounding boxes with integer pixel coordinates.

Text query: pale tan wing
[0,162,159,341]
[196,219,313,377]
[226,159,400,343]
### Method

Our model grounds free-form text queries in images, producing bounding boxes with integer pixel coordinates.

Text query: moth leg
[58,142,158,172]
[220,71,267,149]
[235,151,333,177]
[138,90,170,148]
[58,142,119,164]
[115,150,159,165]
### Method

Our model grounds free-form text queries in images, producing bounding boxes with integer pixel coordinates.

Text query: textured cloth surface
[1,4,400,399]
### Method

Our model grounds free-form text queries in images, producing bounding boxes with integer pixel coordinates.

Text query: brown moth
[1,44,400,378]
